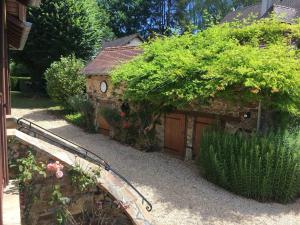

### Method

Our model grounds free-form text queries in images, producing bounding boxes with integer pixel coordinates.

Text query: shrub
[66,94,95,131]
[199,128,300,203]
[99,107,122,128]
[45,55,85,105]
[12,0,113,85]
[99,107,159,150]
[65,113,85,128]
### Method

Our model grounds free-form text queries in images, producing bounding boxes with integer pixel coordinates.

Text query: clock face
[100,81,108,93]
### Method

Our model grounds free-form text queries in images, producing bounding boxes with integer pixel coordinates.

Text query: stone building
[222,0,300,23]
[83,34,143,135]
[83,35,259,160]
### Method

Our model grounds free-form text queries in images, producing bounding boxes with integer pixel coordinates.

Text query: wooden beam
[7,14,31,50]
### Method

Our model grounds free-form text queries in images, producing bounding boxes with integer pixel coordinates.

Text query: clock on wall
[100,81,108,93]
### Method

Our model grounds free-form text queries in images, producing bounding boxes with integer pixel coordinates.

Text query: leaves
[112,18,300,116]
[12,0,113,83]
[14,151,46,184]
[199,128,300,203]
[45,55,85,104]
[69,164,101,192]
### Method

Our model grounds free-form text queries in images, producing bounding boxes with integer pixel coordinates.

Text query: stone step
[3,180,21,225]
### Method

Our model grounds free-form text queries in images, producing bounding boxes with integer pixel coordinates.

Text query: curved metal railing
[16,118,152,212]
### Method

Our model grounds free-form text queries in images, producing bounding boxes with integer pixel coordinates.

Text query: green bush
[99,107,121,128]
[199,128,300,203]
[66,94,95,131]
[45,55,85,105]
[65,113,85,128]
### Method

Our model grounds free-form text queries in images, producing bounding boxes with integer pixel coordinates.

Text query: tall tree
[13,0,113,85]
[97,0,154,37]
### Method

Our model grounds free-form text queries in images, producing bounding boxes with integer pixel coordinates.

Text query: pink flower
[120,112,126,118]
[55,170,64,179]
[47,163,57,172]
[55,161,64,170]
[47,161,64,174]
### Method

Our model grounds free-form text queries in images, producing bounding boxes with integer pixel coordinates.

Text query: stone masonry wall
[87,75,124,132]
[87,75,258,157]
[8,137,134,225]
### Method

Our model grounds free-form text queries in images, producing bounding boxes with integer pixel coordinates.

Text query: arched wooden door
[164,113,186,157]
[193,117,214,159]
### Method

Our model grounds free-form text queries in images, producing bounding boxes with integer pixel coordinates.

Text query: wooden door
[193,117,214,159]
[98,116,110,136]
[164,113,186,157]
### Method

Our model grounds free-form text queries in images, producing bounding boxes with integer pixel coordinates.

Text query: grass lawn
[12,91,94,132]
[11,91,58,109]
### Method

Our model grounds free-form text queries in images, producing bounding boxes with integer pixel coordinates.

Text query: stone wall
[87,75,124,131]
[8,138,133,225]
[86,75,258,158]
[7,129,153,225]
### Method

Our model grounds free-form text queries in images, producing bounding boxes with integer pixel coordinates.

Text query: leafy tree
[45,55,85,105]
[112,18,300,133]
[97,0,154,37]
[13,0,113,86]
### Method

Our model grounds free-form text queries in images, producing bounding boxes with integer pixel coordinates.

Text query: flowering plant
[47,161,64,179]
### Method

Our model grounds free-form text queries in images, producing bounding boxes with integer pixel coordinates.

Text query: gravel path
[12,108,300,225]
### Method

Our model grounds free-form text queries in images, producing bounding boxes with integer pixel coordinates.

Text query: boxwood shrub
[199,128,300,203]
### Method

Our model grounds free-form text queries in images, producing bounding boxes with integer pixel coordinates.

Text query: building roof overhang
[16,0,41,7]
[7,0,39,50]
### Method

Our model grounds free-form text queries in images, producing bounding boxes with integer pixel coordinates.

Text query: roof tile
[83,46,143,76]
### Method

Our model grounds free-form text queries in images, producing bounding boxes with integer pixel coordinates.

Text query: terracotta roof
[83,46,143,76]
[222,0,300,23]
[102,34,144,48]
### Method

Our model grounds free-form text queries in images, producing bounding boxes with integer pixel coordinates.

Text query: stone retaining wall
[7,129,152,225]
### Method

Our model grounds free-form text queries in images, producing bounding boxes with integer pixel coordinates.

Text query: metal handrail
[16,118,152,212]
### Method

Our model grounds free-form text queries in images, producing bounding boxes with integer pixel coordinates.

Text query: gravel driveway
[12,108,300,225]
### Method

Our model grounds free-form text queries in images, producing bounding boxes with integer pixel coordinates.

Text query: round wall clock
[100,81,108,93]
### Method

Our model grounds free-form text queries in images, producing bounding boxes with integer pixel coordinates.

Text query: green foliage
[9,77,31,92]
[97,0,259,36]
[11,91,57,109]
[9,61,30,77]
[112,18,300,116]
[66,94,95,131]
[99,107,122,127]
[12,151,46,184]
[100,106,159,150]
[50,185,73,225]
[199,128,300,203]
[12,0,113,83]
[45,55,85,105]
[65,113,85,127]
[98,0,154,36]
[69,164,101,192]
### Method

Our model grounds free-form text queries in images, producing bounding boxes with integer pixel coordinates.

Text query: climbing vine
[112,17,300,132]
[69,163,101,192]
[11,150,103,225]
